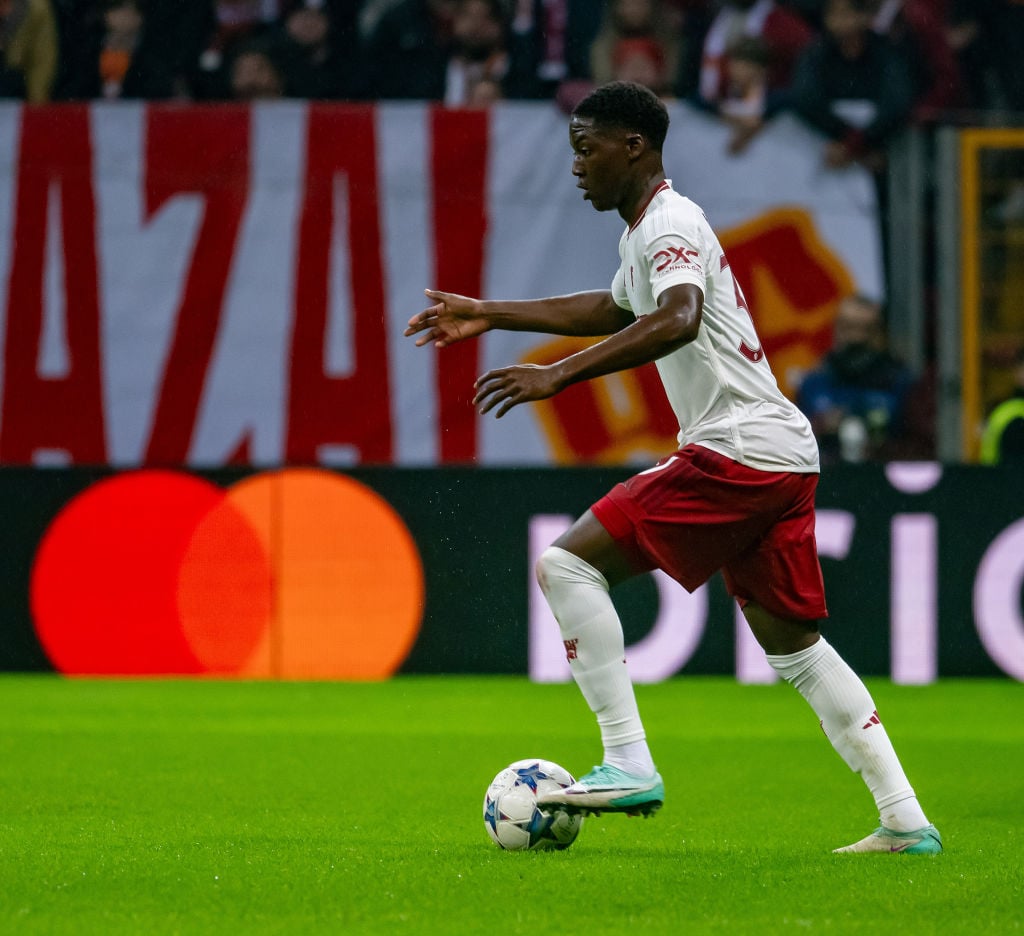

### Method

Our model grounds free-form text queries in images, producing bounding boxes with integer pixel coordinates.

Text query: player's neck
[620,172,668,228]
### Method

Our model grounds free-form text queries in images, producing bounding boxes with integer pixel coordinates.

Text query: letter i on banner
[974,518,1024,680]
[886,464,941,684]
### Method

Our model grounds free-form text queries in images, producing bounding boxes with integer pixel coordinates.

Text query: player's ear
[625,131,647,160]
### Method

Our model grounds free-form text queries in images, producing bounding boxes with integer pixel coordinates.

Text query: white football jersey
[612,181,820,472]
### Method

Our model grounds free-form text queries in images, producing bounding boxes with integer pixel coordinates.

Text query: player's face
[569,117,632,213]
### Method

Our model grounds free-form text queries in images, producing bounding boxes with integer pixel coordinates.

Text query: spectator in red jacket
[698,0,813,107]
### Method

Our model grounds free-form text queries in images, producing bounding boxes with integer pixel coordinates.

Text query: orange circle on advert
[221,469,425,679]
[30,469,424,679]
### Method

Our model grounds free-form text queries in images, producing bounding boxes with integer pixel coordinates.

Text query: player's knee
[536,545,608,596]
[535,546,561,595]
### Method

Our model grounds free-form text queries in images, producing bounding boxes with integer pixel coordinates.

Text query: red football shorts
[591,444,828,622]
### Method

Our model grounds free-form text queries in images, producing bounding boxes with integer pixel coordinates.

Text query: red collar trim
[627,180,670,234]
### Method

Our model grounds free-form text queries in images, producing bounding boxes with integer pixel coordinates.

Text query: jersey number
[723,254,763,363]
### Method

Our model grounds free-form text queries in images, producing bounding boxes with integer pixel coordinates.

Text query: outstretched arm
[404,288,634,348]
[474,283,702,417]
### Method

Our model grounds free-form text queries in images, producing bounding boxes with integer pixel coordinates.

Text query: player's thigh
[723,475,827,625]
[550,509,639,587]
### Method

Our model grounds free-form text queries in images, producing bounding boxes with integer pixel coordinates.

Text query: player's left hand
[473,364,562,418]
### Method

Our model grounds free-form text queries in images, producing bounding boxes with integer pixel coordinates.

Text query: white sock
[536,546,655,775]
[604,739,657,777]
[766,637,929,832]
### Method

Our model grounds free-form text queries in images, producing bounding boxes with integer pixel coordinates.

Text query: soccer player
[404,81,941,855]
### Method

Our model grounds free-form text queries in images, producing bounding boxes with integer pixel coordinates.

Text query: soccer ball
[482,758,583,851]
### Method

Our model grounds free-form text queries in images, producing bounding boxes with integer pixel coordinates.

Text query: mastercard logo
[30,469,425,678]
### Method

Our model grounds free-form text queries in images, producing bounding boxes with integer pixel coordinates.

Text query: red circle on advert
[30,471,272,675]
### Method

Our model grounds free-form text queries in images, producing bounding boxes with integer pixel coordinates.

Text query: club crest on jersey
[653,245,700,273]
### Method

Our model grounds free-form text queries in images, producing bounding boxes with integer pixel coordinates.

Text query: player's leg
[536,445,799,818]
[731,475,941,855]
[533,510,664,816]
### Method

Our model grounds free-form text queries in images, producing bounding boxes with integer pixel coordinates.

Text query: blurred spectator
[698,0,813,108]
[611,36,671,97]
[211,0,282,52]
[0,0,58,102]
[719,36,769,116]
[363,0,539,103]
[194,0,284,96]
[135,0,215,98]
[664,0,713,96]
[59,0,215,100]
[507,0,602,99]
[228,38,285,98]
[590,0,680,91]
[949,0,1024,112]
[706,35,794,153]
[361,0,455,99]
[791,0,913,172]
[443,0,515,105]
[93,0,143,97]
[274,0,345,98]
[871,0,963,118]
[980,350,1024,466]
[796,293,915,463]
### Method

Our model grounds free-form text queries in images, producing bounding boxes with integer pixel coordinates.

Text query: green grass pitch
[1,676,1021,934]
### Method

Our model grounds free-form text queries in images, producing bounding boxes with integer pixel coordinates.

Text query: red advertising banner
[0,102,881,467]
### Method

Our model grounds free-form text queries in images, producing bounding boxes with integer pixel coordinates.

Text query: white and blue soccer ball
[482,759,583,851]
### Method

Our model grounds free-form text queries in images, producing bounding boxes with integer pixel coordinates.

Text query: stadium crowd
[0,0,1022,119]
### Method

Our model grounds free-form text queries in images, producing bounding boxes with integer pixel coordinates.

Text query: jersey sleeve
[645,223,706,302]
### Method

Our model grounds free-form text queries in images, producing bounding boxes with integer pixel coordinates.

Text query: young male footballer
[405,80,941,854]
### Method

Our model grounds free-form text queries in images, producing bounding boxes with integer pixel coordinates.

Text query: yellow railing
[959,128,1024,460]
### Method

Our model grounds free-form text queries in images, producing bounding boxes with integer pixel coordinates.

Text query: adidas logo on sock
[862,710,881,729]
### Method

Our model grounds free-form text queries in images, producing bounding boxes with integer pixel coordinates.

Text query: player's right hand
[404,289,490,348]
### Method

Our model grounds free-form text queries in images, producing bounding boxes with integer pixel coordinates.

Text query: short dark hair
[572,81,670,152]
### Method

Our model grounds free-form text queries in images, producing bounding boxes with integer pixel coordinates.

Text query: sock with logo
[766,637,929,832]
[536,545,655,776]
